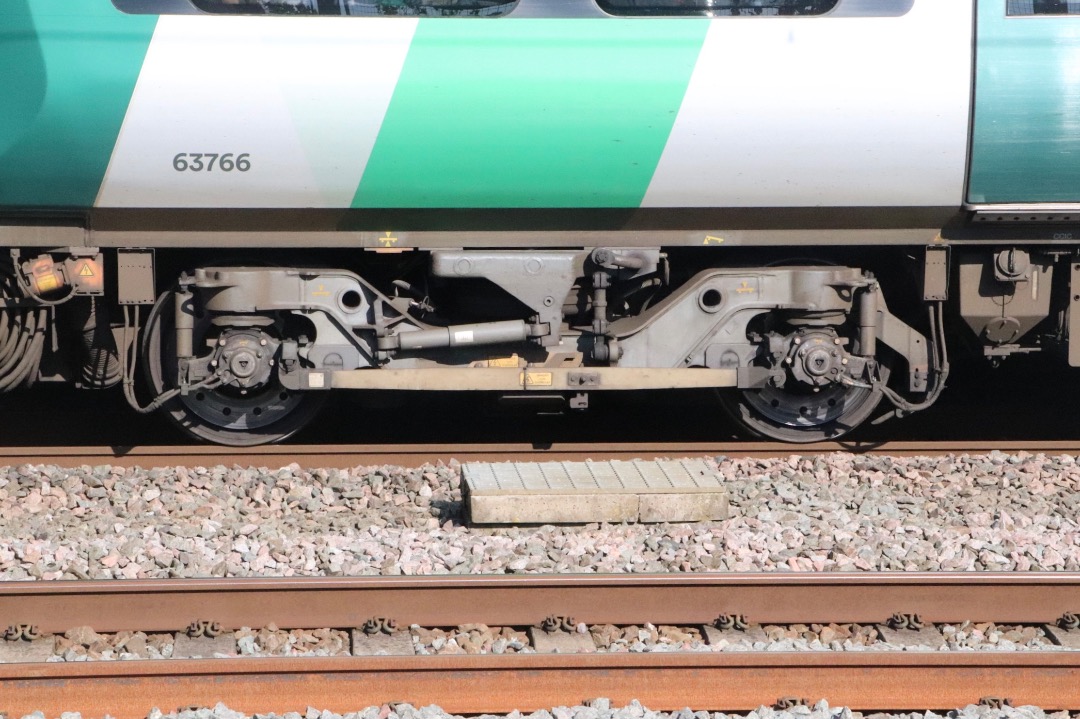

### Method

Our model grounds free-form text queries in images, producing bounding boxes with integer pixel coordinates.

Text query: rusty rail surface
[5,653,1080,716]
[2,574,1080,715]
[2,440,1080,468]
[2,573,1080,632]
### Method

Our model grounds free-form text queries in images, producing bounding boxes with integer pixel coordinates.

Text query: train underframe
[0,237,1071,445]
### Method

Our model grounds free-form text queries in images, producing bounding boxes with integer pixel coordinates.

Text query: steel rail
[1,440,1079,468]
[2,574,1080,715]
[4,652,1080,717]
[2,573,1080,633]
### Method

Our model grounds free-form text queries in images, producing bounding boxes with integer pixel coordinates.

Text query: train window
[189,0,516,15]
[596,0,838,17]
[113,0,517,16]
[1007,0,1080,14]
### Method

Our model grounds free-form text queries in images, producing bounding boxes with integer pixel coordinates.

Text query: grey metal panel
[1071,262,1080,367]
[80,207,960,248]
[86,227,954,248]
[111,0,203,14]
[0,225,86,248]
[87,206,960,233]
[506,0,610,17]
[969,204,1080,224]
[923,246,949,302]
[830,0,914,17]
[969,203,1080,213]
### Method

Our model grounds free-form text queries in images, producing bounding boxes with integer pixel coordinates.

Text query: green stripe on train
[353,18,709,209]
[0,0,155,208]
[968,0,1080,204]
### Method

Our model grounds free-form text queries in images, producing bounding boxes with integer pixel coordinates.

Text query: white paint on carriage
[642,0,974,208]
[96,15,417,208]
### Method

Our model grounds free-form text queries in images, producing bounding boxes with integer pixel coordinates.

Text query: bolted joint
[1058,612,1080,631]
[362,617,399,635]
[3,623,40,642]
[187,620,224,638]
[886,612,924,631]
[774,697,809,710]
[539,615,577,634]
[713,614,749,632]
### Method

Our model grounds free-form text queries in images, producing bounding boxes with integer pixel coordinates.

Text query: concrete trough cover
[464,459,729,524]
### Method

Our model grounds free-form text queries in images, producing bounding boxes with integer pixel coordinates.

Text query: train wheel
[719,381,883,443]
[142,290,325,446]
[719,325,887,443]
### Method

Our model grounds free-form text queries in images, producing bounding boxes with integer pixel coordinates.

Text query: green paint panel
[0,1,156,208]
[354,19,708,209]
[969,0,1080,203]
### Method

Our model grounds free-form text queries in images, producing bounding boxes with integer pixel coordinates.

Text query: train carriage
[0,0,1078,444]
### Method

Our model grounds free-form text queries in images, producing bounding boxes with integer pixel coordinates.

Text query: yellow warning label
[78,262,95,277]
[521,371,553,387]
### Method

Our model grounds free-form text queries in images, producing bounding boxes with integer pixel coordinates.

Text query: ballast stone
[463,459,729,524]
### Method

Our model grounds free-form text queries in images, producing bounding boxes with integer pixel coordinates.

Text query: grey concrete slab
[639,492,730,523]
[1043,624,1080,649]
[0,638,53,663]
[350,629,415,656]
[528,627,596,653]
[701,624,768,646]
[465,459,730,524]
[468,494,640,524]
[877,624,945,648]
[172,633,237,658]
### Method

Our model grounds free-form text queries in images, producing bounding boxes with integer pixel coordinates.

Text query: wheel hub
[788,334,846,387]
[213,329,277,391]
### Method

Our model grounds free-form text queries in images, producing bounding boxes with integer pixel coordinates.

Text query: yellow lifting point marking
[379,231,399,247]
[735,281,755,295]
[312,283,331,298]
[703,236,725,245]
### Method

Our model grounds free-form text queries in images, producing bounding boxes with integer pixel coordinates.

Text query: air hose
[0,261,46,392]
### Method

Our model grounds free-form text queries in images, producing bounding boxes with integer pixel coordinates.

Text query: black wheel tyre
[142,290,325,446]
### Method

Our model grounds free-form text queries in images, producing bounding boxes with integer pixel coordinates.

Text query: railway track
[3,440,1080,468]
[3,573,1080,715]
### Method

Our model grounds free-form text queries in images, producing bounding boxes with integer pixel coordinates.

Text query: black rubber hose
[0,262,45,392]
[75,298,123,388]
